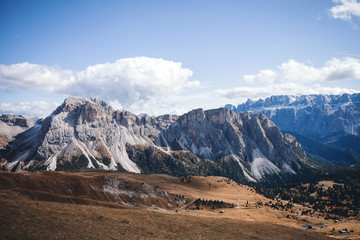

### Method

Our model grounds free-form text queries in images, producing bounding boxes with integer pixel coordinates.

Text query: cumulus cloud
[330,0,360,20]
[219,57,360,104]
[0,57,199,109]
[0,63,74,92]
[243,57,360,84]
[1,56,360,118]
[0,101,60,119]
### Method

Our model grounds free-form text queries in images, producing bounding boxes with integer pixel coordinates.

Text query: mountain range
[0,96,312,185]
[225,93,360,166]
[226,93,360,140]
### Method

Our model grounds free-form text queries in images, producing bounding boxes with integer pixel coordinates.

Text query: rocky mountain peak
[0,114,34,128]
[1,97,309,184]
[0,115,35,149]
[206,108,233,125]
[53,97,113,118]
[155,107,303,181]
[179,108,205,127]
[179,108,237,127]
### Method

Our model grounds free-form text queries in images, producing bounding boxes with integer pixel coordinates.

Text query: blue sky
[1,0,360,118]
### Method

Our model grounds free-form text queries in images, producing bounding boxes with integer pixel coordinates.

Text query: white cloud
[216,83,359,103]
[227,57,360,103]
[243,57,360,84]
[0,57,199,109]
[1,56,360,118]
[330,0,360,20]
[71,57,198,106]
[0,63,74,92]
[0,101,59,119]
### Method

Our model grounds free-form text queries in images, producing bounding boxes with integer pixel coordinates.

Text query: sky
[1,0,360,118]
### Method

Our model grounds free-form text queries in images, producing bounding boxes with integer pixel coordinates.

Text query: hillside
[282,131,360,166]
[328,135,360,155]
[1,171,353,240]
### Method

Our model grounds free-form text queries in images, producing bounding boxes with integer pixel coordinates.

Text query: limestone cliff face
[1,97,308,183]
[155,108,304,181]
[2,97,175,173]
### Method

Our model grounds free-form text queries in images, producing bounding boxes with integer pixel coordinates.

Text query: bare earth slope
[0,171,353,240]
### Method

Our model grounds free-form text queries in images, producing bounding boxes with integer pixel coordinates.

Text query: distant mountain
[225,93,360,166]
[0,114,34,149]
[282,131,360,166]
[226,93,360,140]
[0,97,313,184]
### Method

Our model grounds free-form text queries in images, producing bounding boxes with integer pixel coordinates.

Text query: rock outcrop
[0,115,34,149]
[155,108,303,181]
[1,97,175,173]
[1,97,309,184]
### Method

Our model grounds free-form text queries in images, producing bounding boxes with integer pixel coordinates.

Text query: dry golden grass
[0,171,357,239]
[0,191,334,240]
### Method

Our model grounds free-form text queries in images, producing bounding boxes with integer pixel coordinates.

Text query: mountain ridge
[0,96,310,184]
[225,93,360,166]
[0,114,34,149]
[225,93,360,140]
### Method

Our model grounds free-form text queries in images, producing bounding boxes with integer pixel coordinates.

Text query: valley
[1,94,359,239]
[2,0,360,238]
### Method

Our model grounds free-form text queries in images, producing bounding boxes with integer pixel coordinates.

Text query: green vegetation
[56,155,89,171]
[328,134,360,155]
[189,198,234,210]
[90,157,100,168]
[256,181,360,219]
[126,144,332,187]
[126,145,248,183]
[101,157,111,166]
[283,130,360,166]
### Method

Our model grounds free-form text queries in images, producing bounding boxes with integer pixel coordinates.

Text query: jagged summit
[0,114,35,128]
[226,93,360,140]
[156,107,302,181]
[2,97,151,173]
[1,97,310,184]
[52,96,112,117]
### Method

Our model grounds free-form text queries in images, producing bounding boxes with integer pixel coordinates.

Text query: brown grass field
[0,171,358,240]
